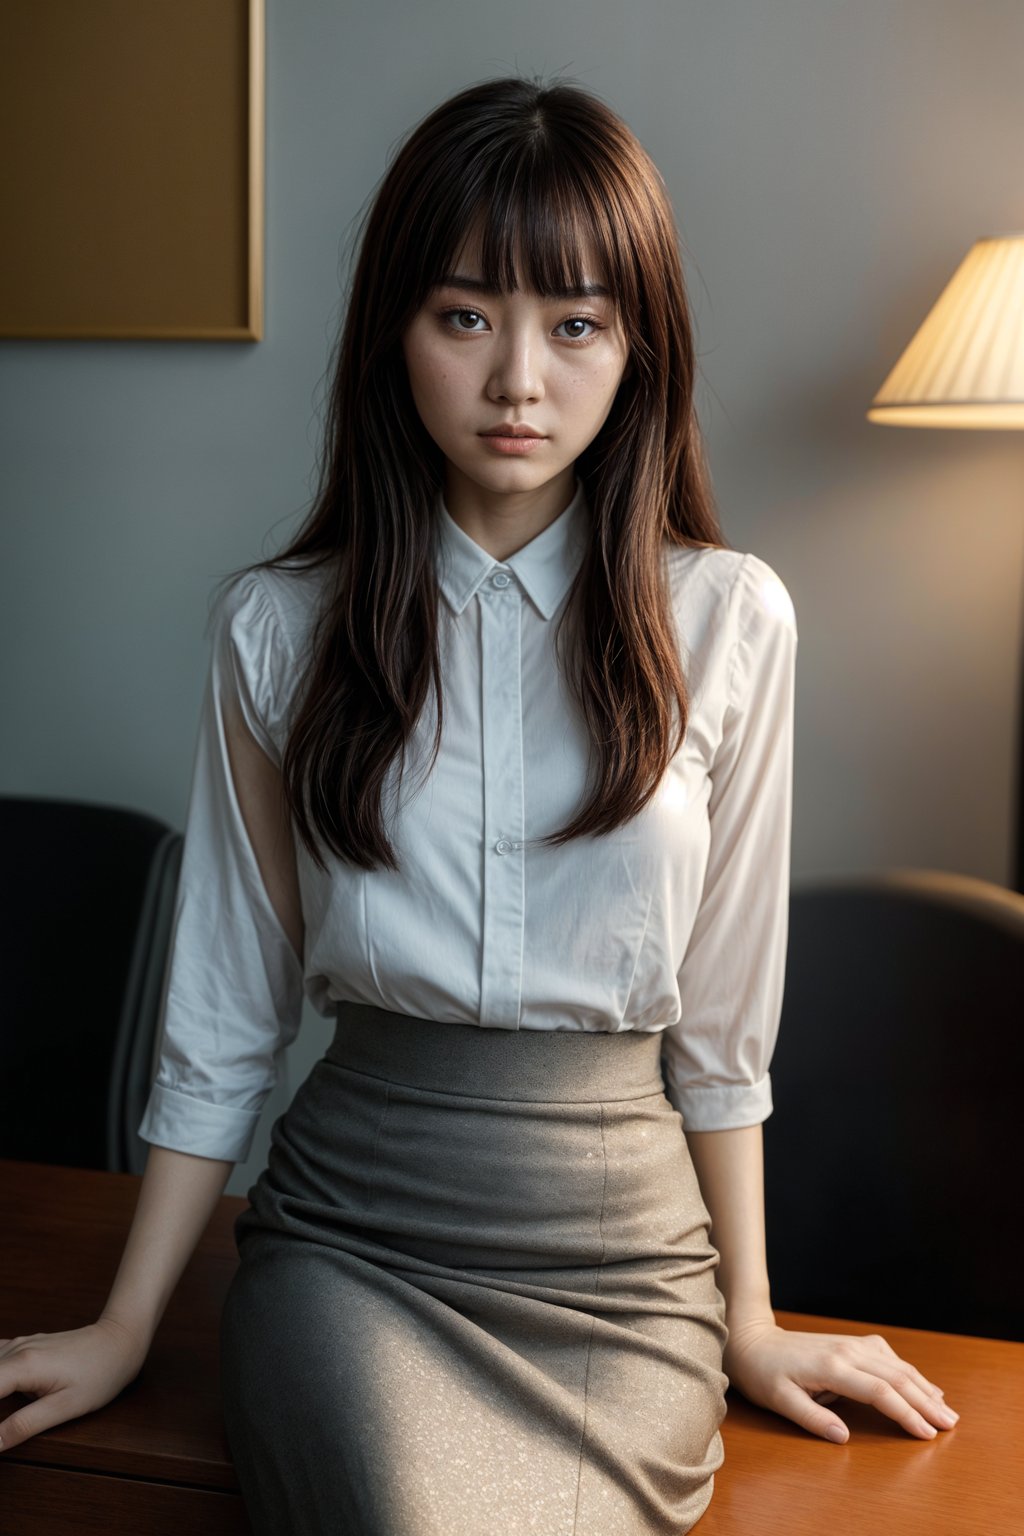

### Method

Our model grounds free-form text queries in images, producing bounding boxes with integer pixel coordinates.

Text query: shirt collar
[435,477,589,621]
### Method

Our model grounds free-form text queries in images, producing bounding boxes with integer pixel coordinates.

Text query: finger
[852,1346,957,1427]
[827,1361,950,1439]
[861,1335,945,1399]
[0,1390,74,1452]
[771,1378,850,1443]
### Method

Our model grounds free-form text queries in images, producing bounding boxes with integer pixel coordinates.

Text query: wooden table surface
[1,1159,1020,1534]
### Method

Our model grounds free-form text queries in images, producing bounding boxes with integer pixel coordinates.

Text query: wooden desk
[1,1159,1020,1534]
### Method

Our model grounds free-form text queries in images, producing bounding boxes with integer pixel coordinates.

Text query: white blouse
[138,477,798,1164]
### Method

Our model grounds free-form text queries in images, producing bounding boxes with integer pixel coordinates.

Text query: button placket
[478,572,525,1027]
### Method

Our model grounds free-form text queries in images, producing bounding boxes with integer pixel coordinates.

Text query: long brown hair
[218,72,729,875]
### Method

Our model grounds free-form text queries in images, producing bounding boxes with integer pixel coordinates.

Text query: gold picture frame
[0,0,265,340]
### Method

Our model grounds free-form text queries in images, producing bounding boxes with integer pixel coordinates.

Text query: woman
[0,73,956,1534]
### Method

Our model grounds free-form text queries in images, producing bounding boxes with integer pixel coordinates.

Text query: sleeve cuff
[137,1082,261,1164]
[661,1072,774,1131]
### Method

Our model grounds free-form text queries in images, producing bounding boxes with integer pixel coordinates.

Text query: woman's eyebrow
[436,272,611,300]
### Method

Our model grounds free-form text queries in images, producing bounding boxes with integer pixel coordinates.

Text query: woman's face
[401,228,631,500]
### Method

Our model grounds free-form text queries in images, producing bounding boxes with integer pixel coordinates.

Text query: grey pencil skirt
[219,1001,731,1535]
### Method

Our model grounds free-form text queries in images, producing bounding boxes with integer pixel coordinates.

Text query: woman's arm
[686,1124,774,1328]
[103,703,301,1347]
[0,697,306,1456]
[100,1144,234,1349]
[222,675,305,965]
[0,1144,235,1454]
[687,1123,958,1444]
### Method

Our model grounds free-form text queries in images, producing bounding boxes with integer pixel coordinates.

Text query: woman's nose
[488,332,543,399]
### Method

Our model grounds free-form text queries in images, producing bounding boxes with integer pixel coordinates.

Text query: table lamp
[866,232,1024,894]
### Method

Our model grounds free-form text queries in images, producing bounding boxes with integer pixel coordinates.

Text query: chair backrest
[763,868,1024,1342]
[0,795,182,1174]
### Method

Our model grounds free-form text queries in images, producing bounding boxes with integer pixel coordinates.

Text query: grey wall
[2,0,1022,1195]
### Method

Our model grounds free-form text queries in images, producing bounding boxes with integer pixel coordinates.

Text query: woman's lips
[479,433,547,455]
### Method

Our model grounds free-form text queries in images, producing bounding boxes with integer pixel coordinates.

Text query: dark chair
[0,795,182,1175]
[763,867,1024,1343]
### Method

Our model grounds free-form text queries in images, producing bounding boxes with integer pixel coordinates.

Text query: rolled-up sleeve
[137,570,305,1163]
[661,552,798,1132]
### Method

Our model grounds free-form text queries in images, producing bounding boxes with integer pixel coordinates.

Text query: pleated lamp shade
[867,233,1024,428]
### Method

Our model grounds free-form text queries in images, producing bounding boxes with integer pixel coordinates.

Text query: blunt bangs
[415,147,633,320]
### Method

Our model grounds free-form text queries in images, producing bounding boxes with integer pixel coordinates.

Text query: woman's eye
[437,308,604,344]
[555,316,601,341]
[442,307,487,333]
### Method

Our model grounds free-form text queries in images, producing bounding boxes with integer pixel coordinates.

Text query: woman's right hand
[0,1316,149,1452]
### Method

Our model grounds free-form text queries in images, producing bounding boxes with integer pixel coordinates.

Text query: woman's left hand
[722,1318,960,1445]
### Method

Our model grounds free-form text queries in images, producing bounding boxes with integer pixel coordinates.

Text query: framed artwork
[0,0,265,340]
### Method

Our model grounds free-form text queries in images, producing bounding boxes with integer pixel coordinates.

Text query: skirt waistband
[328,1001,668,1103]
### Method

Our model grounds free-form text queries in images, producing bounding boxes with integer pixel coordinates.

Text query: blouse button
[494,838,512,854]
[491,570,512,588]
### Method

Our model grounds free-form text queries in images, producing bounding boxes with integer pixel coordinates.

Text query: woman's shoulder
[663,540,796,640]
[210,558,335,750]
[226,556,335,661]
